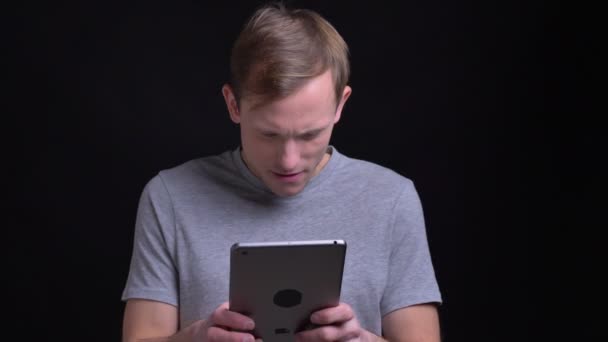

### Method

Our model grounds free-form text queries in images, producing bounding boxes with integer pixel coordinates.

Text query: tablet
[229,239,347,340]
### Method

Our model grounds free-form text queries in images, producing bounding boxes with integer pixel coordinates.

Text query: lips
[274,172,300,177]
[272,171,303,182]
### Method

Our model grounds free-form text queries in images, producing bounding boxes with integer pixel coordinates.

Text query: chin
[270,184,306,197]
[272,189,302,197]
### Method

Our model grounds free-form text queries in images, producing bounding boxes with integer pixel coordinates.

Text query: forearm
[128,322,196,342]
[132,335,176,342]
[364,330,388,342]
[126,329,182,342]
[133,326,195,342]
[133,332,184,342]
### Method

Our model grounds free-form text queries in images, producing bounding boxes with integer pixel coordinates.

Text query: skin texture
[222,70,351,197]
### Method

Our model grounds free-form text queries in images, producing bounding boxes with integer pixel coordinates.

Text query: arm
[122,299,257,342]
[294,302,440,342]
[379,181,442,341]
[381,304,441,342]
[122,299,178,342]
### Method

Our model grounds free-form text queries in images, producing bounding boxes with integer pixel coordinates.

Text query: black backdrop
[9,0,601,341]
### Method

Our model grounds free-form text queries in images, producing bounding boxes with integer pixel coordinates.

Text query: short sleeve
[380,180,442,316]
[121,175,179,306]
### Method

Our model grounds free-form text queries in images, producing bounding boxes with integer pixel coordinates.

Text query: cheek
[240,126,254,145]
[241,132,267,163]
[301,136,331,159]
[248,139,279,164]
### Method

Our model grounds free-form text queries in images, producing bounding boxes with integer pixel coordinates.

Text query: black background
[8,0,602,341]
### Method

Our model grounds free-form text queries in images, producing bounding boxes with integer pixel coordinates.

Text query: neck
[312,148,332,177]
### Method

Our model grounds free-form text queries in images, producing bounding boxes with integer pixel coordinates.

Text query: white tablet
[229,239,347,341]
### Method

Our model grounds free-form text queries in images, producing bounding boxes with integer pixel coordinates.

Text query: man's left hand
[295,303,380,342]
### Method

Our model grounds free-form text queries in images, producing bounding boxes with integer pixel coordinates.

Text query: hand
[179,302,259,342]
[295,303,373,342]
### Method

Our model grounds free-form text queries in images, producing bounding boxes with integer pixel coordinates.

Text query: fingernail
[245,321,255,330]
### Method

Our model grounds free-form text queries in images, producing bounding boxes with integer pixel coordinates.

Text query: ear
[333,85,352,124]
[222,84,241,124]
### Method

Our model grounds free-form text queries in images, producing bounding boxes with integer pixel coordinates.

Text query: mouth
[272,171,303,182]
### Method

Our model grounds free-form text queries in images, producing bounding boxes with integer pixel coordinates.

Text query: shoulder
[334,150,417,198]
[159,151,232,181]
[143,150,241,198]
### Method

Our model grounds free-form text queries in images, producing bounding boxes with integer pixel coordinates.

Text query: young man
[122,3,442,341]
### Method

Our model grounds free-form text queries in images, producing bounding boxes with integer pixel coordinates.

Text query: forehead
[240,70,336,129]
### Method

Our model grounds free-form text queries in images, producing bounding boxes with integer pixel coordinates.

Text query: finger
[336,318,362,341]
[310,303,354,325]
[296,325,342,342]
[208,326,256,342]
[210,304,255,331]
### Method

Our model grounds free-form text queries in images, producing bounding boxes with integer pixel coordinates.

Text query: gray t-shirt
[122,146,441,335]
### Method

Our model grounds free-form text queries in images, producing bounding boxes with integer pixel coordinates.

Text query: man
[122,3,442,341]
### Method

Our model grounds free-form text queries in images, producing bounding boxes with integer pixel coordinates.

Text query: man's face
[223,70,351,197]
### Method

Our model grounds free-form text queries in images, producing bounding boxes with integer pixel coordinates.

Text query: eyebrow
[258,126,328,137]
[298,127,325,137]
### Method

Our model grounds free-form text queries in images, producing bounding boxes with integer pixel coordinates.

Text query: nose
[277,139,299,173]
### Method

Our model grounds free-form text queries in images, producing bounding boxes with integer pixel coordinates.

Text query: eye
[261,132,278,138]
[300,132,320,140]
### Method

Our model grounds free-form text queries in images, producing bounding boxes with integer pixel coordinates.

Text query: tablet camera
[273,288,302,308]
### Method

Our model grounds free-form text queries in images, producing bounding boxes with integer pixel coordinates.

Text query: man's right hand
[122,299,258,342]
[176,302,257,342]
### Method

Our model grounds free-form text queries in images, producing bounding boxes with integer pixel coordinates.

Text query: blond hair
[229,2,350,107]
